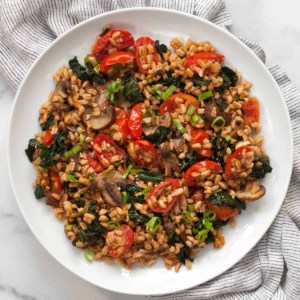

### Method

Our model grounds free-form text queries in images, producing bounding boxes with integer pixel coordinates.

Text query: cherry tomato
[135,37,159,74]
[224,146,252,179]
[160,93,199,115]
[205,199,240,221]
[186,124,212,157]
[43,129,53,146]
[242,98,260,125]
[92,30,134,60]
[100,51,135,73]
[93,134,126,168]
[127,140,158,167]
[49,170,62,194]
[128,103,143,140]
[184,160,223,186]
[114,107,129,141]
[146,179,182,213]
[186,52,224,70]
[107,224,134,257]
[87,155,103,172]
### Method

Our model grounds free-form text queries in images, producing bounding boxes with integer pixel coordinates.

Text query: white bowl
[8,8,293,296]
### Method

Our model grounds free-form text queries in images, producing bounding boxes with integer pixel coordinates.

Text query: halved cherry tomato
[186,125,212,157]
[160,93,199,115]
[114,107,129,141]
[242,98,260,125]
[49,170,62,194]
[107,224,134,257]
[100,51,135,73]
[93,134,126,168]
[186,52,224,70]
[135,37,159,74]
[128,103,143,140]
[184,160,223,186]
[205,199,240,221]
[87,155,103,173]
[44,129,53,146]
[92,30,134,60]
[127,140,158,167]
[224,146,251,179]
[146,179,182,213]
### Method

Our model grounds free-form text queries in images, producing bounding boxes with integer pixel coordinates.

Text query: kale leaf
[99,25,110,37]
[144,126,170,145]
[25,138,37,162]
[149,70,185,91]
[214,99,228,112]
[191,76,210,86]
[211,136,233,166]
[121,74,144,104]
[128,206,149,224]
[208,190,246,210]
[180,150,201,171]
[155,40,168,58]
[123,184,145,204]
[216,66,238,91]
[41,112,55,131]
[136,171,165,183]
[34,184,45,199]
[168,232,193,264]
[168,232,181,245]
[250,155,273,179]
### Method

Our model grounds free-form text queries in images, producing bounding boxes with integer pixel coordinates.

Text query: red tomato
[242,98,260,125]
[135,37,159,74]
[100,51,135,73]
[127,140,158,167]
[43,129,53,146]
[224,146,252,179]
[107,225,134,257]
[87,155,103,172]
[114,107,129,141]
[146,179,182,213]
[186,125,212,157]
[160,93,199,115]
[128,103,143,140]
[92,30,134,60]
[49,170,62,194]
[93,134,126,168]
[186,52,224,70]
[184,160,223,186]
[205,199,240,221]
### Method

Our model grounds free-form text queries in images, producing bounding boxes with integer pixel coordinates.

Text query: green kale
[34,184,45,199]
[168,232,193,263]
[136,171,165,183]
[168,232,181,245]
[216,66,238,91]
[99,25,111,37]
[121,74,144,104]
[214,98,228,112]
[155,40,168,58]
[208,190,246,210]
[144,126,170,145]
[250,155,273,179]
[128,207,149,224]
[211,136,233,166]
[71,199,86,208]
[123,184,145,204]
[213,219,229,229]
[149,70,185,91]
[41,112,55,130]
[180,151,201,171]
[191,76,210,86]
[25,138,37,162]
[87,201,99,214]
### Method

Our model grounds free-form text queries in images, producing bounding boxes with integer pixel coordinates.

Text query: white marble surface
[0,1,299,299]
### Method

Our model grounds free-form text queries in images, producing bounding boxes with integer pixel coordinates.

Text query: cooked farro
[25,25,272,271]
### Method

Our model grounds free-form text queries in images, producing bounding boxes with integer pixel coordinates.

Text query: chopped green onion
[188,204,195,212]
[225,135,231,142]
[122,191,128,204]
[203,219,214,231]
[122,164,133,179]
[152,88,164,99]
[106,80,122,104]
[65,225,73,232]
[173,119,187,134]
[88,173,95,181]
[93,65,100,73]
[79,134,86,143]
[36,166,45,172]
[64,145,82,158]
[198,90,213,102]
[212,116,226,130]
[142,109,155,122]
[141,186,152,197]
[146,217,161,233]
[84,55,90,64]
[114,161,121,167]
[67,173,80,183]
[196,229,209,243]
[84,249,95,263]
[187,105,196,116]
[203,209,216,222]
[107,219,120,230]
[190,114,202,126]
[161,85,176,101]
[182,210,194,223]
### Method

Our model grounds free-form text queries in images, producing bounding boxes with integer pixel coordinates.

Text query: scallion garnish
[190,114,202,126]
[141,186,152,197]
[187,105,196,116]
[79,134,86,143]
[67,173,80,183]
[196,229,209,243]
[122,164,133,179]
[107,219,120,230]
[84,249,95,263]
[173,119,187,134]
[64,145,82,158]
[198,90,213,102]
[161,85,176,101]
[122,191,128,204]
[106,80,122,104]
[146,216,161,233]
[152,88,164,99]
[225,135,231,142]
[182,210,194,223]
[212,116,226,131]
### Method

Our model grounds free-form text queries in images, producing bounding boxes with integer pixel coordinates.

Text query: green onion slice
[80,134,86,143]
[182,210,193,223]
[84,249,95,263]
[146,217,161,233]
[198,90,213,102]
[107,219,120,230]
[196,229,209,242]
[173,119,187,134]
[190,114,202,126]
[67,173,80,183]
[65,225,73,232]
[212,116,226,130]
[122,164,133,179]
[152,88,164,99]
[203,209,216,222]
[141,186,152,197]
[64,145,82,158]
[161,85,176,101]
[225,135,231,142]
[187,105,196,116]
[122,191,128,204]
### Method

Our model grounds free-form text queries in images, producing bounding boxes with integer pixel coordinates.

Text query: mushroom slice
[236,181,266,202]
[160,142,181,177]
[204,101,231,124]
[91,170,125,207]
[83,105,116,131]
[143,125,156,136]
[160,112,172,128]
[51,78,71,111]
[172,137,185,154]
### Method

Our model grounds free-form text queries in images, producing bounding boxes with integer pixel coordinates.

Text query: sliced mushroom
[163,222,176,235]
[236,182,266,202]
[93,83,108,107]
[160,112,172,128]
[83,105,116,131]
[172,137,185,154]
[160,142,181,177]
[46,194,60,208]
[204,101,231,124]
[114,93,132,109]
[91,170,125,207]
[142,125,156,136]
[51,78,71,111]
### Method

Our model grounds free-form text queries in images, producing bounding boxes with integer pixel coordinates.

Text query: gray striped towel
[1,1,299,299]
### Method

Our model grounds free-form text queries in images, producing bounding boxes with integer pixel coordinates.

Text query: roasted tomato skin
[205,199,240,221]
[49,170,62,194]
[43,129,53,146]
[242,98,260,125]
[100,51,135,73]
[128,103,143,140]
[114,107,129,141]
[186,51,224,70]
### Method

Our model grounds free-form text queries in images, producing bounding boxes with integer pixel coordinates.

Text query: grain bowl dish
[25,24,272,272]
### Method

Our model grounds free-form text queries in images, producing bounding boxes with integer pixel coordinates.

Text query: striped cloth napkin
[1,1,299,299]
